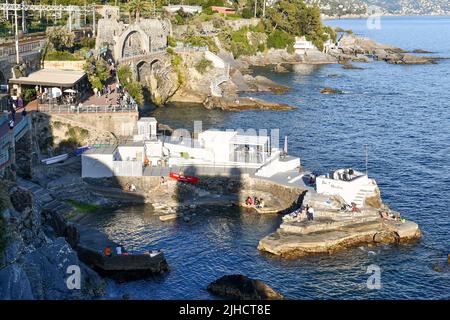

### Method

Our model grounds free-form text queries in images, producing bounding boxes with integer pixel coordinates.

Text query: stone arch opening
[122,31,146,58]
[136,60,151,84]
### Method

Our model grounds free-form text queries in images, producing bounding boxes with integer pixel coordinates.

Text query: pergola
[229,134,270,164]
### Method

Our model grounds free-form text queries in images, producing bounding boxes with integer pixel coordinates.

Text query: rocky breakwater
[330,34,438,65]
[258,192,421,259]
[0,182,105,299]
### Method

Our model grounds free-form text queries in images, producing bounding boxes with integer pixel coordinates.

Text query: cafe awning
[9,69,87,88]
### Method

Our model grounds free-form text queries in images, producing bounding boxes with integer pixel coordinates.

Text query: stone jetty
[258,193,421,258]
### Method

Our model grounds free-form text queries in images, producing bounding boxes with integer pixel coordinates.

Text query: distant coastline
[322,13,450,20]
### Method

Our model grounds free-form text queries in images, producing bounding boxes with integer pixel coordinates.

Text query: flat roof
[84,146,116,155]
[9,69,87,87]
[138,117,157,123]
[198,130,237,143]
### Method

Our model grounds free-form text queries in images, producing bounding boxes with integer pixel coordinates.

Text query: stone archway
[136,58,161,85]
[115,25,151,60]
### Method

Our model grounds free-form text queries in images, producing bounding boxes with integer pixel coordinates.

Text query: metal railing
[230,151,269,164]
[0,39,46,58]
[37,103,138,114]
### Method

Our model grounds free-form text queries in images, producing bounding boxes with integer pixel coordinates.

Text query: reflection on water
[85,17,450,299]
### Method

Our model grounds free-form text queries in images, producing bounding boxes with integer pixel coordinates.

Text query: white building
[323,39,335,53]
[293,36,316,55]
[82,118,301,178]
[163,5,203,14]
[315,168,379,208]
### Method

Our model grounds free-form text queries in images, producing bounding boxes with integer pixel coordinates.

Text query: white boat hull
[41,154,69,165]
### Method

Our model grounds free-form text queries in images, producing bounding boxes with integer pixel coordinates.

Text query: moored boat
[74,146,91,156]
[41,153,69,165]
[169,172,199,183]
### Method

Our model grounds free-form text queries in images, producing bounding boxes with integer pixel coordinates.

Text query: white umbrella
[63,89,77,93]
[50,87,62,98]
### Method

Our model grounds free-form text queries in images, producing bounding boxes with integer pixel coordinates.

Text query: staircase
[351,187,377,208]
[210,74,229,97]
[17,178,73,215]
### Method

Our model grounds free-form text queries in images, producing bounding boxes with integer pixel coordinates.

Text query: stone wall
[85,174,306,212]
[43,60,85,71]
[54,112,139,137]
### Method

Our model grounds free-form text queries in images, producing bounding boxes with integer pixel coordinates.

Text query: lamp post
[14,0,20,65]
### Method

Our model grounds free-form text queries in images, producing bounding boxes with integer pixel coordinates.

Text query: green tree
[46,26,74,51]
[83,57,110,91]
[265,0,331,51]
[125,0,153,23]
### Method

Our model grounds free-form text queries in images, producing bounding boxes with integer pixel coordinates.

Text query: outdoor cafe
[8,68,88,106]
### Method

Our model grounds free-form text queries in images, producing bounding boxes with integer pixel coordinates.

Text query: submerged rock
[320,87,343,94]
[207,274,284,300]
[273,63,289,73]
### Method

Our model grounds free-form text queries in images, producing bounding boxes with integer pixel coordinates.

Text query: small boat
[74,146,91,156]
[169,172,199,184]
[41,153,69,165]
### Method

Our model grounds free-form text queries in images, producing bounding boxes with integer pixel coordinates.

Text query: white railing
[118,48,167,63]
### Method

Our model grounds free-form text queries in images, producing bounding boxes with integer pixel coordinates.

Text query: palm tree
[126,0,152,23]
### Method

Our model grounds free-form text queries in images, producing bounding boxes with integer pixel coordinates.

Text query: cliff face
[0,182,105,299]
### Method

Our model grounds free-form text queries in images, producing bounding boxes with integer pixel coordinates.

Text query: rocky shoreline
[162,33,443,112]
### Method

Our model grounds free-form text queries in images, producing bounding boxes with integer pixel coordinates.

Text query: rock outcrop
[0,182,106,299]
[207,274,284,300]
[257,192,421,259]
[330,34,437,65]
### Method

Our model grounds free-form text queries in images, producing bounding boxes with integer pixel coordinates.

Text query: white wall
[82,154,114,178]
[164,143,211,161]
[205,51,226,69]
[316,175,377,207]
[113,160,143,176]
[117,146,145,161]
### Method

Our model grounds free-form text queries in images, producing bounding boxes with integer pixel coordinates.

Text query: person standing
[17,97,23,109]
[8,119,14,131]
[307,206,315,221]
[9,104,16,121]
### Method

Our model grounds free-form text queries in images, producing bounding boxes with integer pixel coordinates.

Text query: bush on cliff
[117,65,144,105]
[195,58,213,74]
[266,29,294,50]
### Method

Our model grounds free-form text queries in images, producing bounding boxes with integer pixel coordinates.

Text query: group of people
[103,245,161,258]
[283,204,315,222]
[6,95,27,131]
[124,183,137,192]
[245,196,265,209]
[380,210,403,222]
[103,245,128,257]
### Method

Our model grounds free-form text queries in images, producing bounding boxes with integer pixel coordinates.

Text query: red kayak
[169,172,199,184]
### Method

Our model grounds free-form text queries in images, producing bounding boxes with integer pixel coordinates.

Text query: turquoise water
[84,16,450,299]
